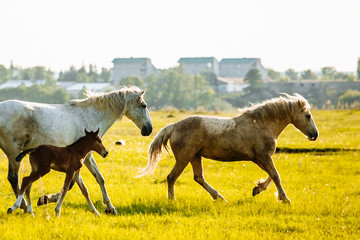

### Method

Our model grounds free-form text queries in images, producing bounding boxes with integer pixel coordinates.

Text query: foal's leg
[83,154,117,215]
[252,176,272,196]
[259,155,291,204]
[190,156,227,202]
[73,171,100,216]
[55,171,75,217]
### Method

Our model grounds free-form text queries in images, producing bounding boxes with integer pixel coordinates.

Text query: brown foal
[7,129,108,217]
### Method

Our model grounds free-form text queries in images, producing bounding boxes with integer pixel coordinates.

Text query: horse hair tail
[136,123,176,177]
[16,148,35,162]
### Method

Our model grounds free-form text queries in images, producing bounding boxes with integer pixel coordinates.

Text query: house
[219,58,268,81]
[216,77,250,93]
[112,57,157,85]
[0,80,46,89]
[178,57,219,75]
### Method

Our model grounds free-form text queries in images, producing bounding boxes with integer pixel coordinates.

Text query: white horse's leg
[73,171,100,216]
[190,157,227,202]
[260,156,291,204]
[7,193,24,214]
[252,176,272,196]
[83,154,117,215]
[7,155,27,209]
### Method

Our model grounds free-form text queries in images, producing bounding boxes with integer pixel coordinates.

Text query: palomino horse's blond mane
[240,93,310,121]
[68,86,141,115]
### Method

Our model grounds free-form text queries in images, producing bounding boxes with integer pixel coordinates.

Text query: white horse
[0,86,153,214]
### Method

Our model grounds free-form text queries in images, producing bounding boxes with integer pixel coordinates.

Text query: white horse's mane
[68,86,141,115]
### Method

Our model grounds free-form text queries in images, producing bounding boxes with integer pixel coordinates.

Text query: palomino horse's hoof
[7,208,13,214]
[252,187,261,196]
[37,195,49,206]
[105,207,118,215]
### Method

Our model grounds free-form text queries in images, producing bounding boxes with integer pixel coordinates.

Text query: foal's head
[290,94,319,141]
[84,129,108,158]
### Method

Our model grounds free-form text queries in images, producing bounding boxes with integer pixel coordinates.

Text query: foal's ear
[95,128,100,135]
[85,129,90,135]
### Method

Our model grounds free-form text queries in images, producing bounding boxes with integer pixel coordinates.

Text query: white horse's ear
[139,90,146,97]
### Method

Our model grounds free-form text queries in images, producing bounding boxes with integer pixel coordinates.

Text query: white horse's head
[125,90,153,136]
[291,94,319,141]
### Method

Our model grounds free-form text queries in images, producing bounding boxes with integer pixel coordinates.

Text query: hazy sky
[1,0,359,72]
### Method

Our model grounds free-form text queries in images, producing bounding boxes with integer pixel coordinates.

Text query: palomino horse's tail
[137,123,176,177]
[16,148,35,162]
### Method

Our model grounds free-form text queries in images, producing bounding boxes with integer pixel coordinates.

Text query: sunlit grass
[0,110,359,239]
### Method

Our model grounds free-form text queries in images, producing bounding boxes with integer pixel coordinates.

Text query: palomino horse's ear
[95,128,99,135]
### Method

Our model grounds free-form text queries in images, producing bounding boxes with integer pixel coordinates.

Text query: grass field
[0,110,359,239]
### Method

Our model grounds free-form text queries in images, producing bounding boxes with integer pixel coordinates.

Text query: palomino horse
[138,93,318,203]
[8,129,108,217]
[0,86,152,214]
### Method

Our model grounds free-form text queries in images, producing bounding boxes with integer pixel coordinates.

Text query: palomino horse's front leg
[83,154,117,215]
[259,155,291,204]
[252,176,272,196]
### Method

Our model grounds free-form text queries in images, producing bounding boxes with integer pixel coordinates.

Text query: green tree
[301,69,318,80]
[100,68,110,82]
[244,69,263,90]
[0,64,9,84]
[321,67,336,80]
[357,57,360,80]
[59,66,78,82]
[285,68,298,80]
[267,68,281,81]
[121,76,144,89]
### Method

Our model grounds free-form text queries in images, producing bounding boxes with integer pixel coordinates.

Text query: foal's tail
[136,123,176,177]
[16,148,35,162]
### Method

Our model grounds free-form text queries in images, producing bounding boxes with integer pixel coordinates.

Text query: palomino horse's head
[84,129,108,158]
[125,90,153,136]
[291,94,319,141]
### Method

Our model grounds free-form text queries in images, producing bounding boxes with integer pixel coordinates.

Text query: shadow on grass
[275,147,359,154]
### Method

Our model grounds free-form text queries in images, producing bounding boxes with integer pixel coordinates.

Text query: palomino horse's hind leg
[167,161,189,201]
[190,157,227,202]
[252,176,272,196]
[260,155,291,204]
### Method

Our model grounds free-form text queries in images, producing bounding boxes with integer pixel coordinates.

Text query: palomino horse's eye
[305,114,311,120]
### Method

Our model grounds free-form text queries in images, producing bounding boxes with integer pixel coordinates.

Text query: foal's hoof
[252,187,261,196]
[7,208,13,214]
[105,207,118,215]
[37,195,49,206]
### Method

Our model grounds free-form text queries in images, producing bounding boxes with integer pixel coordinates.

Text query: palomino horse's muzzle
[141,124,153,136]
[308,131,318,141]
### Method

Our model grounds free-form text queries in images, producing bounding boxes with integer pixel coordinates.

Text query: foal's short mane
[240,93,310,121]
[68,86,141,115]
